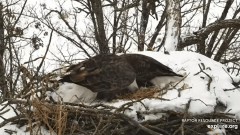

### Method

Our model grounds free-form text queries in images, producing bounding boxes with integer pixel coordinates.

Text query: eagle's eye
[86,67,98,72]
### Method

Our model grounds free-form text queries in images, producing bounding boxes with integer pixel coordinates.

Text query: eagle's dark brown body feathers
[60,54,136,100]
[120,54,182,87]
[60,53,182,101]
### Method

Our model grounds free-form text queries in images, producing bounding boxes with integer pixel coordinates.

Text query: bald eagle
[60,53,182,101]
[60,54,137,101]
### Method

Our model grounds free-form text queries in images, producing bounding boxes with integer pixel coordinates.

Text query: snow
[0,103,18,124]
[150,76,183,88]
[207,128,226,135]
[1,51,240,134]
[126,51,240,118]
[50,82,97,103]
[0,125,54,135]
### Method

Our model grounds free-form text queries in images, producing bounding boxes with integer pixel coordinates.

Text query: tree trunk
[138,0,150,51]
[89,0,109,54]
[197,0,211,55]
[164,0,181,52]
[0,3,7,101]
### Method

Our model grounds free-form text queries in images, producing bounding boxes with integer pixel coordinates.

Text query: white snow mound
[105,51,240,121]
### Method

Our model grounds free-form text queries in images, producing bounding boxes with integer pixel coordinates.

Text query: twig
[191,98,213,107]
[173,99,191,135]
[173,73,189,88]
[0,109,10,116]
[195,64,213,91]
[0,115,25,128]
[118,113,160,135]
[92,117,103,135]
[116,98,148,113]
[222,67,240,88]
[146,125,171,135]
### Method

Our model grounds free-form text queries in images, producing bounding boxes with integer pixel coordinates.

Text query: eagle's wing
[122,54,182,76]
[79,55,136,92]
[60,54,136,93]
[121,54,182,86]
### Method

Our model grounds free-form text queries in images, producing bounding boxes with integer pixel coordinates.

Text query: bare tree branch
[179,19,240,49]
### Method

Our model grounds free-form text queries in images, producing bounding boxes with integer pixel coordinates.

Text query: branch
[173,99,191,135]
[148,8,166,50]
[36,29,53,73]
[115,0,140,12]
[119,113,160,135]
[194,63,213,91]
[13,0,28,27]
[222,67,240,90]
[179,19,240,49]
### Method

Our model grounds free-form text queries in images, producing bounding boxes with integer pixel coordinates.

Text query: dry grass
[118,86,168,100]
[27,99,68,135]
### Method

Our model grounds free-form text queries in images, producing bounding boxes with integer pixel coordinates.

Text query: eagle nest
[2,88,239,135]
